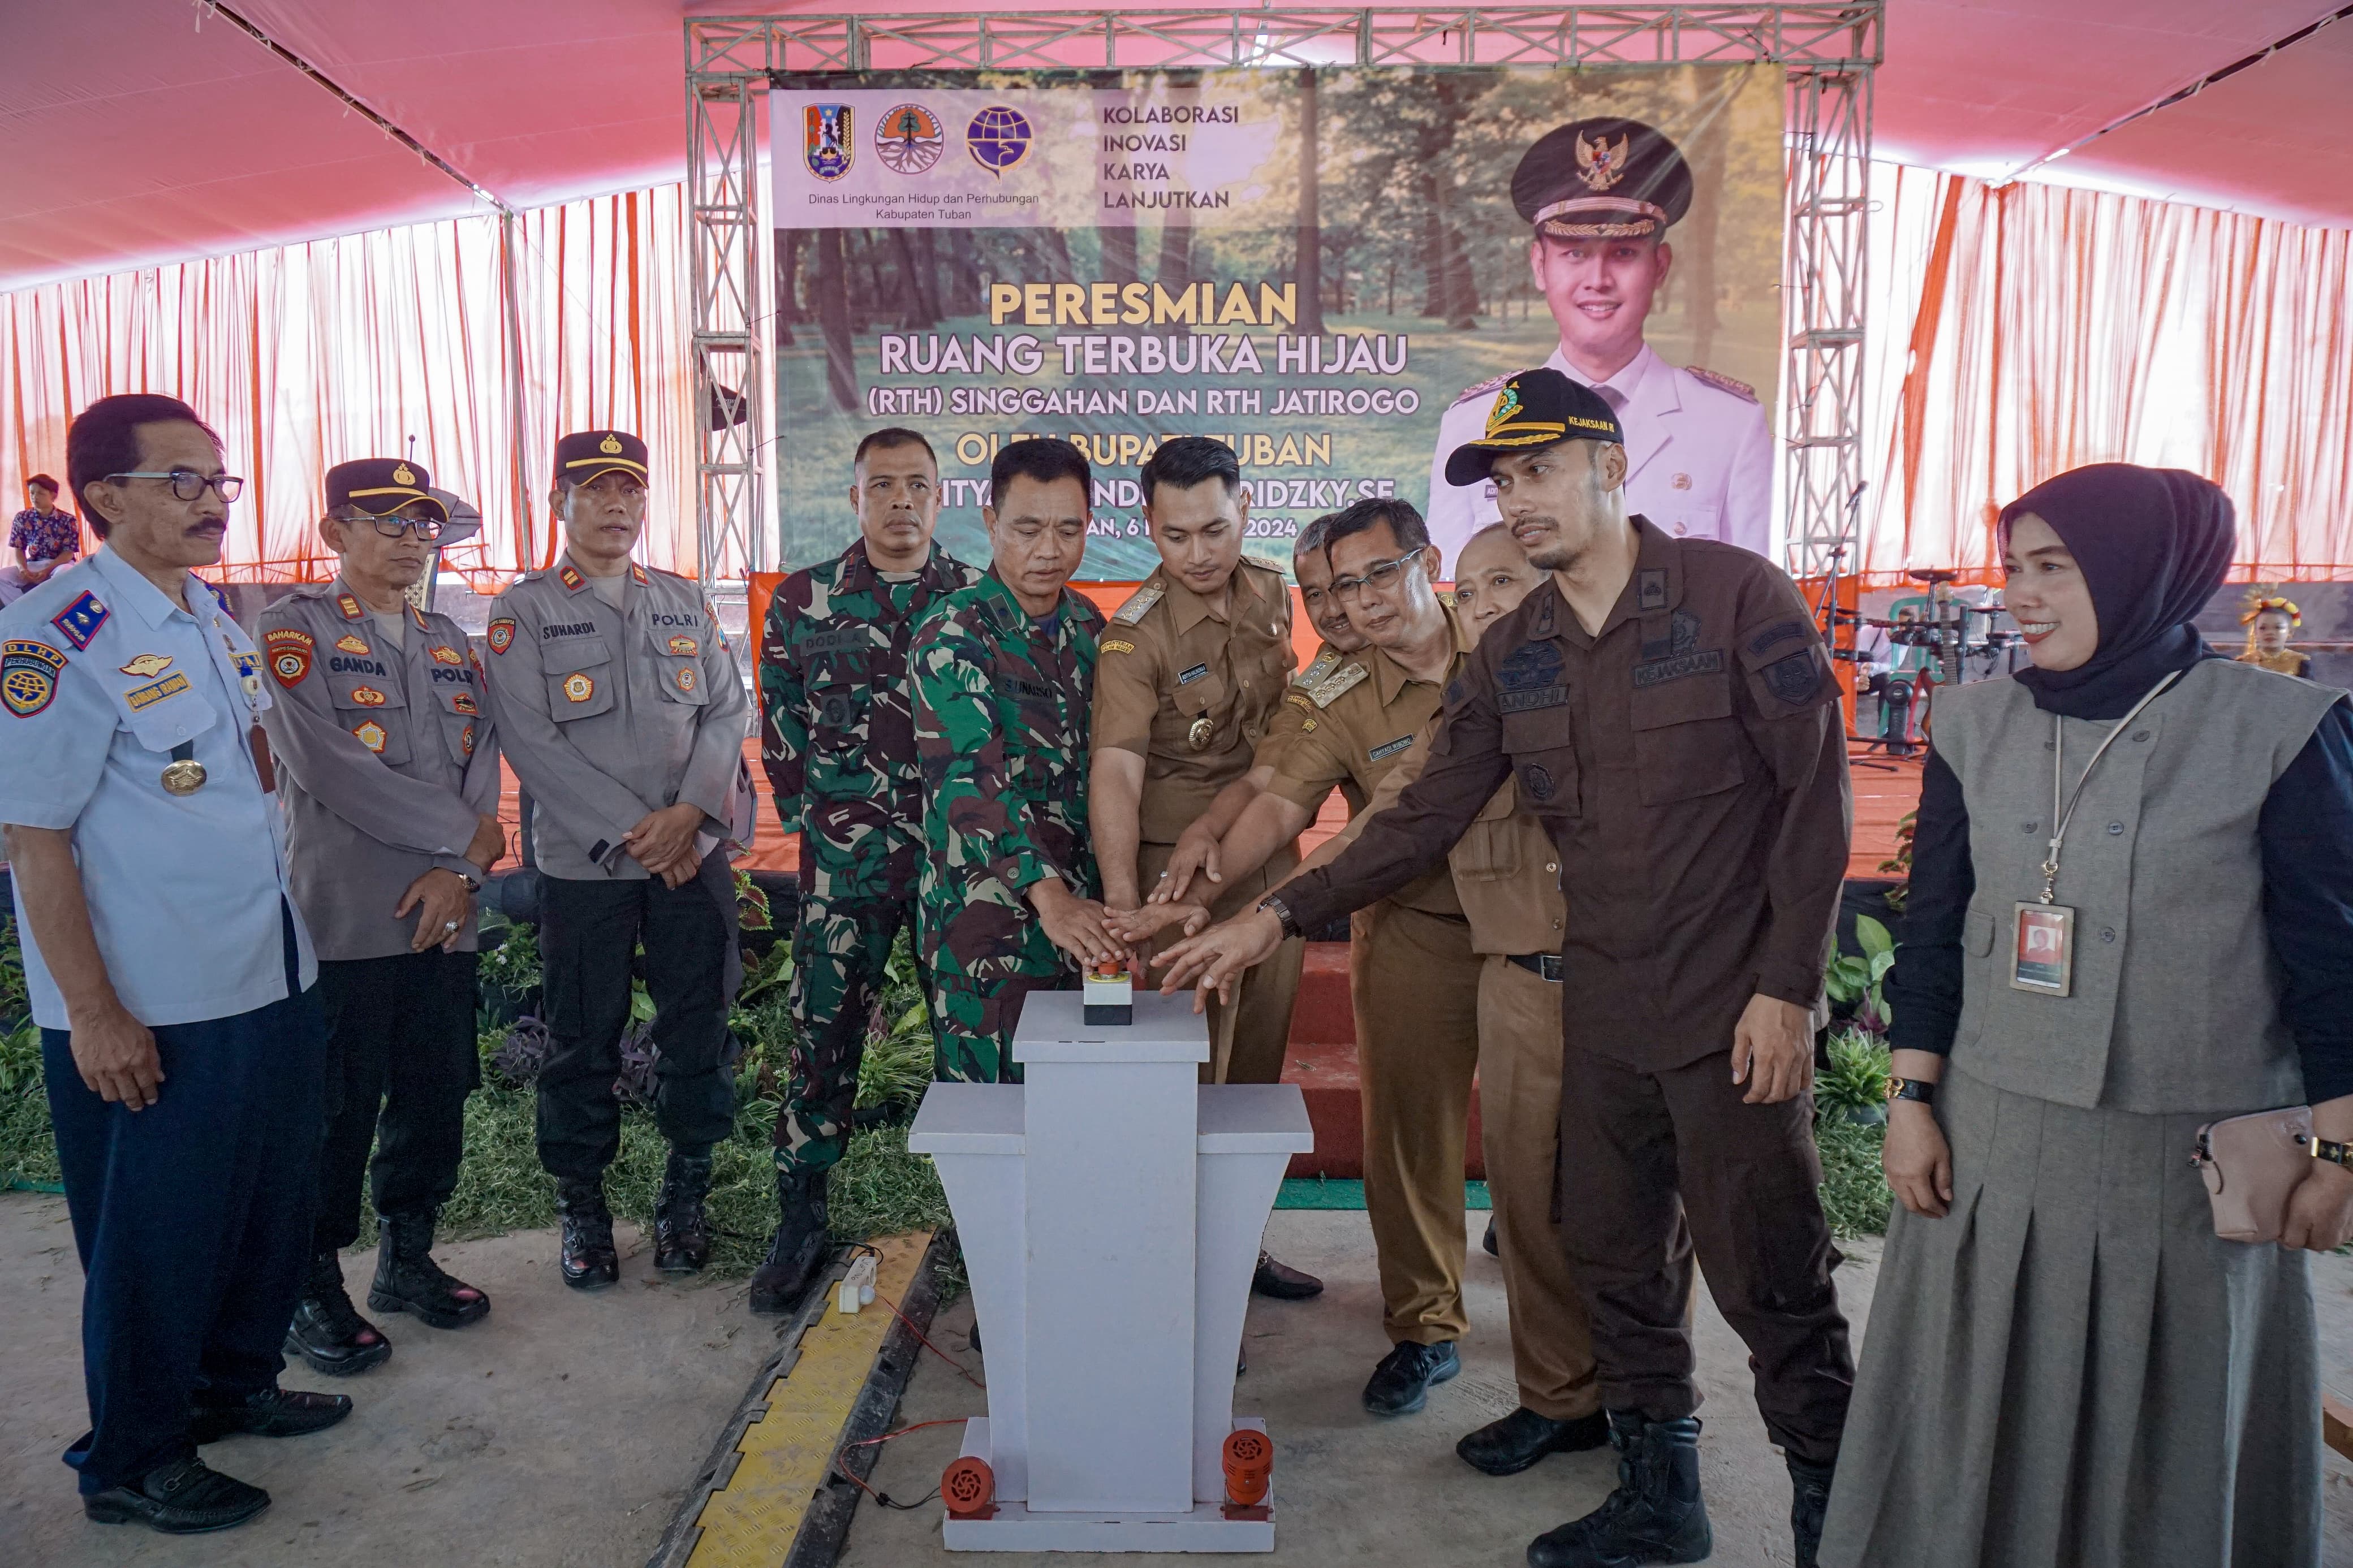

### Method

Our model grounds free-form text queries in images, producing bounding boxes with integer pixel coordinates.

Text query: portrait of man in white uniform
[1425,116,1774,567]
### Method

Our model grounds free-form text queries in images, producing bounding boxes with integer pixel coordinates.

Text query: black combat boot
[1526,1411,1711,1568]
[654,1146,716,1275]
[747,1165,830,1316]
[369,1210,490,1328]
[555,1177,619,1290]
[1787,1452,1835,1568]
[283,1249,392,1376]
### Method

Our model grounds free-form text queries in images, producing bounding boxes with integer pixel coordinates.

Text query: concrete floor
[2,1194,2350,1567]
[0,1193,782,1568]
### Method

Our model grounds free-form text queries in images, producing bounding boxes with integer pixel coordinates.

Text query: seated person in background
[2,473,80,604]
[2237,596,2313,679]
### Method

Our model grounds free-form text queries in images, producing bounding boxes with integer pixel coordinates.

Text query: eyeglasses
[339,512,447,542]
[1329,549,1425,604]
[109,469,244,503]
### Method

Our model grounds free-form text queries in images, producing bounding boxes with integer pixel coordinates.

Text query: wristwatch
[2310,1136,2353,1170]
[1256,893,1302,940]
[1885,1076,1936,1106]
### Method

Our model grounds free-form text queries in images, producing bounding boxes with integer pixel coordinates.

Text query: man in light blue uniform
[1,394,347,1536]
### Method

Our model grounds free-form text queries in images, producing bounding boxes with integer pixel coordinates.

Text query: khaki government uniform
[1094,558,1303,1082]
[258,580,501,958]
[1344,743,1599,1418]
[1259,606,1482,1345]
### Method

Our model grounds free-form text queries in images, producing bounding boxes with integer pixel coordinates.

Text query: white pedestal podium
[906,990,1313,1552]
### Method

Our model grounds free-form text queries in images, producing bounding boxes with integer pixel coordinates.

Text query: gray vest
[1933,660,2343,1115]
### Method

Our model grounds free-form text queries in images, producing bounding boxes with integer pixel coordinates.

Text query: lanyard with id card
[2010,670,2182,996]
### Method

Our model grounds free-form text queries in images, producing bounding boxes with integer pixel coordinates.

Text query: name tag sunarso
[2010,902,2075,996]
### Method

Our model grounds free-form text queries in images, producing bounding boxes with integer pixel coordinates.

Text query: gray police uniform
[259,577,502,1258]
[483,552,753,1180]
[0,545,327,1496]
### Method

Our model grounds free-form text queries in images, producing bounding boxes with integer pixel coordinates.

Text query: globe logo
[967,104,1034,176]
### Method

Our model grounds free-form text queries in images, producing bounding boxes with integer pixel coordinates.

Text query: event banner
[772,66,1782,578]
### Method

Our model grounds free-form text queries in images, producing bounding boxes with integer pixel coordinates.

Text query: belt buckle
[1540,954,1562,982]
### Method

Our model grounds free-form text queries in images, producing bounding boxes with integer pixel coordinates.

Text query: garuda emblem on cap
[1576,131,1630,192]
[598,434,623,455]
[393,464,416,486]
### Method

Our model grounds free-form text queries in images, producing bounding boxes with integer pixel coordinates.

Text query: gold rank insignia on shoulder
[1187,715,1216,750]
[1684,365,1759,403]
[119,653,173,678]
[431,645,466,666]
[337,593,364,620]
[335,634,370,655]
[1100,638,1136,655]
[558,565,587,592]
[1306,661,1369,709]
[1111,581,1165,625]
[1295,647,1340,687]
[630,563,650,586]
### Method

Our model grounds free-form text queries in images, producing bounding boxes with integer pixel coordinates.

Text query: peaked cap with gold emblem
[1443,367,1624,487]
[327,457,450,523]
[554,429,650,486]
[1511,116,1693,241]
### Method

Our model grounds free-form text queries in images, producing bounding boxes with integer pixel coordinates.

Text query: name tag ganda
[2010,903,2074,996]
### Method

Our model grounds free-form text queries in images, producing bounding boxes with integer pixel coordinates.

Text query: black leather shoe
[1527,1411,1711,1568]
[1457,1406,1611,1476]
[747,1166,830,1316]
[1788,1453,1835,1568]
[556,1177,619,1290]
[1483,1217,1500,1256]
[285,1249,393,1376]
[187,1385,353,1444]
[370,1210,489,1329]
[1361,1340,1459,1416]
[84,1457,270,1534]
[654,1148,715,1275]
[1251,1251,1324,1299]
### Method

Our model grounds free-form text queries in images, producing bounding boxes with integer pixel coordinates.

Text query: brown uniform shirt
[1342,727,1566,956]
[1279,522,1850,1070]
[1257,605,1477,918]
[1093,558,1296,844]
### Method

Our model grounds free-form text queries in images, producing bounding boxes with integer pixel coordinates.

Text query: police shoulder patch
[486,619,517,655]
[265,627,316,688]
[1111,581,1165,626]
[1684,365,1759,403]
[1306,660,1369,709]
[1451,372,1512,408]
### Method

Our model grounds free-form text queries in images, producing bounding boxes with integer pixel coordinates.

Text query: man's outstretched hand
[1150,909,1286,1012]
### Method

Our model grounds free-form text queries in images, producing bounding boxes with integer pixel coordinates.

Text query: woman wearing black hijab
[1820,465,2353,1567]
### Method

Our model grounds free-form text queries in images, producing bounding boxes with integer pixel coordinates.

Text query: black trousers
[312,948,480,1251]
[42,904,325,1493]
[535,853,736,1180]
[1556,1044,1855,1467]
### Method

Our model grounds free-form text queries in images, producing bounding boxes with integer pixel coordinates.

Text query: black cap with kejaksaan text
[553,429,649,486]
[1443,368,1625,487]
[326,457,449,521]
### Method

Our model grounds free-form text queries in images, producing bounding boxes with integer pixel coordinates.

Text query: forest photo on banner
[773,65,1784,577]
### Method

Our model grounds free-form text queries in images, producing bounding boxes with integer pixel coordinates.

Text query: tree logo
[876,104,945,174]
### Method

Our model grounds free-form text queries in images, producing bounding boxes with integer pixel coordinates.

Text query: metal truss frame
[687,5,1881,585]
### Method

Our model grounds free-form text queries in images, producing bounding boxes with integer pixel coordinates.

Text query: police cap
[1511,116,1692,241]
[554,429,650,486]
[326,457,450,522]
[1443,368,1624,488]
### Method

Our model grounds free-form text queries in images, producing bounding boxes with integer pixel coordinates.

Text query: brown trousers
[1476,956,1601,1420]
[1555,1043,1854,1465]
[1136,840,1304,1085]
[1358,900,1484,1344]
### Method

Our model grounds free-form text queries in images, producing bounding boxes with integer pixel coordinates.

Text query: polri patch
[266,627,314,688]
[486,619,516,655]
[51,591,109,651]
[1631,651,1725,688]
[125,671,191,711]
[2,639,66,717]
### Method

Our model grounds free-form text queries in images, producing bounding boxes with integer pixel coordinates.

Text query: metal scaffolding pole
[686,4,1883,584]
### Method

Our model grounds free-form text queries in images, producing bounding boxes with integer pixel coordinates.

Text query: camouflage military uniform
[760,538,977,1176]
[911,567,1106,1081]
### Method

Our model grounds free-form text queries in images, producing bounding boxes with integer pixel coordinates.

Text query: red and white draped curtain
[0,185,701,588]
[1858,165,2353,584]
